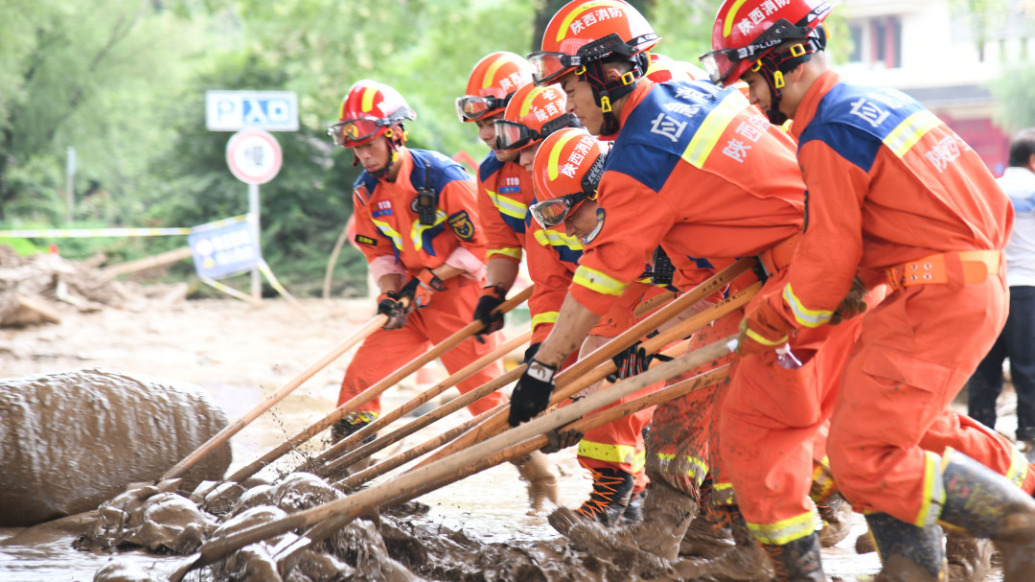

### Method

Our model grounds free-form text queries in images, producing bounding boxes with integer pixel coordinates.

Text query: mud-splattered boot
[761,532,826,582]
[680,505,773,581]
[330,411,378,445]
[513,450,559,513]
[623,489,645,525]
[815,491,852,548]
[575,467,635,526]
[938,448,1035,582]
[625,479,698,559]
[945,530,992,582]
[865,512,947,581]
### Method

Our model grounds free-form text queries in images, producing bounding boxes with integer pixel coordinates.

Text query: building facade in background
[837,0,1035,174]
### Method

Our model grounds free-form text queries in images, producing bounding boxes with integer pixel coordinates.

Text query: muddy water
[0,298,1012,580]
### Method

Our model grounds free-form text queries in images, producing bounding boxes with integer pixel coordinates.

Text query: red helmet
[645,53,707,83]
[493,82,580,151]
[529,127,607,228]
[528,0,660,86]
[328,80,416,147]
[456,52,534,123]
[701,0,830,87]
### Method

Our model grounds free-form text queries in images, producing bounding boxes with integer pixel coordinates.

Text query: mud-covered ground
[0,296,1014,580]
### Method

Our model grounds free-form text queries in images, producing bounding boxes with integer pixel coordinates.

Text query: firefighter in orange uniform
[496,83,669,525]
[455,54,561,511]
[508,3,866,576]
[705,0,1035,578]
[327,79,540,492]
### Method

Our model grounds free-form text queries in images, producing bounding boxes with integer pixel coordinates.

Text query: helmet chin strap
[583,54,649,137]
[753,28,826,126]
[367,127,408,180]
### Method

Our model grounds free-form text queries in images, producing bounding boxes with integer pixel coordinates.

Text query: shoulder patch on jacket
[447,210,476,240]
[354,234,378,247]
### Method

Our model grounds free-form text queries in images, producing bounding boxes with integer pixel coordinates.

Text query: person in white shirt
[969,127,1035,459]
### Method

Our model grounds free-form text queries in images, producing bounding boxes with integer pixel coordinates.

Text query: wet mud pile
[79,469,704,582]
[0,368,231,526]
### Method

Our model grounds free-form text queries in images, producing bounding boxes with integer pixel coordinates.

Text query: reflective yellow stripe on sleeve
[744,327,787,347]
[681,90,749,169]
[573,265,628,297]
[488,247,522,260]
[782,283,833,328]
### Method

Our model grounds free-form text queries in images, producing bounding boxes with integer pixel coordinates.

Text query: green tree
[0,1,206,226]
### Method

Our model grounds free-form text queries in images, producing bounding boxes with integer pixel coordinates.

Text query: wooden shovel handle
[414,259,757,468]
[162,314,387,481]
[223,285,533,483]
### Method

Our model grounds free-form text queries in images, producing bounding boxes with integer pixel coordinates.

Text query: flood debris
[0,243,189,328]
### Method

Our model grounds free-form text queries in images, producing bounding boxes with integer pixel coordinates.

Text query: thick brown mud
[0,298,1015,580]
[0,369,230,526]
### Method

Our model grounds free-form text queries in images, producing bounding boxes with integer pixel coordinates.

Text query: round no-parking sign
[226,129,282,185]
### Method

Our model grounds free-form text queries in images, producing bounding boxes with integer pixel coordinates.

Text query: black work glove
[607,338,674,382]
[377,291,408,330]
[541,426,584,454]
[523,342,541,365]
[399,268,444,310]
[508,360,557,427]
[473,284,507,341]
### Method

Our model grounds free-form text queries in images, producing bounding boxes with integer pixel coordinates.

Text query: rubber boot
[760,532,826,582]
[686,505,774,581]
[816,491,852,548]
[938,448,1035,582]
[513,450,559,512]
[575,467,636,526]
[330,411,378,445]
[944,530,992,582]
[623,489,645,525]
[865,512,947,581]
[625,479,698,560]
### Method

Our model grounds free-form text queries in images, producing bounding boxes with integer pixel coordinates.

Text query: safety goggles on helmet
[700,13,827,86]
[454,95,509,122]
[327,117,392,147]
[530,193,588,228]
[528,33,656,86]
[529,153,606,228]
[493,112,581,151]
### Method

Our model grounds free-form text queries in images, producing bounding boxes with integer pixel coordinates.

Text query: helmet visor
[699,49,740,86]
[530,193,587,228]
[327,117,384,146]
[455,95,506,122]
[527,51,580,86]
